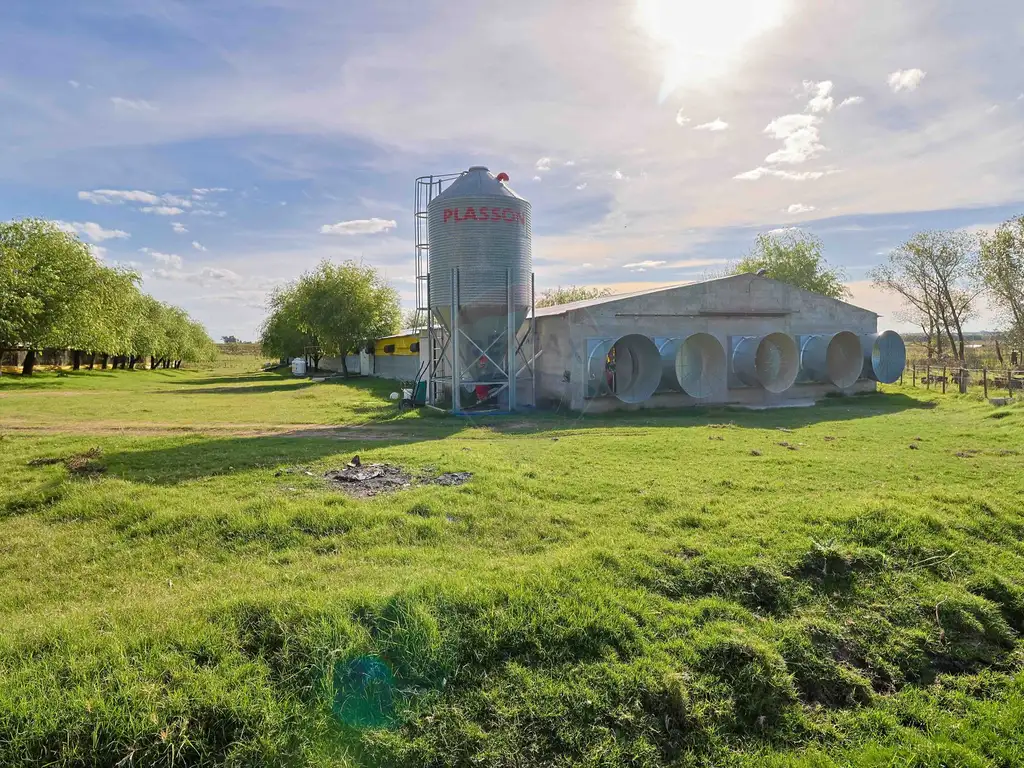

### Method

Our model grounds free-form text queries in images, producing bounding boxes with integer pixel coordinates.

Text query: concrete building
[530,274,888,413]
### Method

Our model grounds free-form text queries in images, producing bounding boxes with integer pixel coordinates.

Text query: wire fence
[899,363,1024,398]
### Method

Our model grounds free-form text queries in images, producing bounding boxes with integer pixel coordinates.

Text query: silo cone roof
[434,167,525,201]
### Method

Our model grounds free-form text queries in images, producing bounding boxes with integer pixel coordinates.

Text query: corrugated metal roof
[378,327,423,340]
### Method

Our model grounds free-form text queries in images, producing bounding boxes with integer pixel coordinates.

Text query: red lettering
[464,206,478,221]
[491,207,502,222]
[454,208,462,222]
[515,212,525,226]
[479,207,489,221]
[443,209,453,223]
[502,208,514,222]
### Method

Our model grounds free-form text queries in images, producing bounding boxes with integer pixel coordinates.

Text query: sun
[634,0,792,101]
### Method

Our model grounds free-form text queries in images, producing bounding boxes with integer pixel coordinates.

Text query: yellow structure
[374,329,420,356]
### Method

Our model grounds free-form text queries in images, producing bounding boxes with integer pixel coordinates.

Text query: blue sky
[1,0,1022,339]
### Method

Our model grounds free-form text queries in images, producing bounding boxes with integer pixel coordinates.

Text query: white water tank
[291,358,306,377]
[427,167,532,322]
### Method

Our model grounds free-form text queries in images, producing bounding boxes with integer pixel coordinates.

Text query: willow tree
[733,230,850,300]
[0,219,100,374]
[977,215,1024,349]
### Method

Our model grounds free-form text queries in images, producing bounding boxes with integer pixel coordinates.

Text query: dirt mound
[28,447,105,476]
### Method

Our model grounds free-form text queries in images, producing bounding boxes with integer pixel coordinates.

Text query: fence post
[1010,368,1014,398]
[912,363,917,387]
[942,366,947,394]
[983,367,988,399]
[926,365,930,389]
[959,367,967,395]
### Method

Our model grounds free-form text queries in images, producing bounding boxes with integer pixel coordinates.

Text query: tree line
[259,260,400,376]
[0,218,215,375]
[872,215,1024,363]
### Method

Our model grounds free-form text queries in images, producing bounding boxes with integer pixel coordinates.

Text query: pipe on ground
[588,334,662,403]
[861,330,906,383]
[732,333,799,393]
[800,331,862,388]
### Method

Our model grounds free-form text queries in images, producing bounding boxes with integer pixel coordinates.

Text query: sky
[1,0,1022,340]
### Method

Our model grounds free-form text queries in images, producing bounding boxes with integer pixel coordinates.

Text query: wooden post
[983,367,988,399]
[926,365,931,389]
[959,367,967,395]
[1010,368,1014,398]
[912,363,917,387]
[942,366,946,394]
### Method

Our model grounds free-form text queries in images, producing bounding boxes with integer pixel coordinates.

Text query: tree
[295,261,400,377]
[732,230,850,300]
[536,285,613,308]
[259,284,317,365]
[977,215,1024,348]
[221,335,239,344]
[0,219,101,374]
[872,230,980,362]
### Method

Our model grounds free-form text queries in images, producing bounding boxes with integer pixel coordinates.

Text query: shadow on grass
[171,382,318,396]
[102,434,448,485]
[97,392,930,486]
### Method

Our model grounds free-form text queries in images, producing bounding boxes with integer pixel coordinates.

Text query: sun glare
[635,0,792,101]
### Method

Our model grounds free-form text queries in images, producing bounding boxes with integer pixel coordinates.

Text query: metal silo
[423,167,534,413]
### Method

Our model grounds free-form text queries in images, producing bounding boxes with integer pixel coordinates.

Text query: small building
[319,328,423,380]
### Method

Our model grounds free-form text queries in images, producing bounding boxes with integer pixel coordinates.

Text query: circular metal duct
[589,334,662,403]
[733,333,799,393]
[800,331,862,389]
[861,330,906,384]
[675,333,726,399]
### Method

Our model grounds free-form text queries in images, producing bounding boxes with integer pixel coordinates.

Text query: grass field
[2,360,1023,766]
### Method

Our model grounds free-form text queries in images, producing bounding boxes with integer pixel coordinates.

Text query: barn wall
[549,276,880,412]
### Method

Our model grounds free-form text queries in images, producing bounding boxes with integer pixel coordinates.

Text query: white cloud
[786,203,816,214]
[171,222,188,234]
[191,187,230,198]
[68,80,80,89]
[110,96,157,111]
[694,118,729,131]
[53,220,130,243]
[764,113,824,164]
[564,160,575,166]
[79,189,160,205]
[533,175,542,181]
[613,169,625,180]
[630,268,647,273]
[888,68,926,92]
[734,167,838,181]
[145,250,184,269]
[839,96,864,108]
[535,157,552,171]
[190,209,227,217]
[803,80,834,113]
[89,245,107,259]
[575,182,588,190]
[140,206,185,216]
[319,217,397,235]
[675,109,691,126]
[623,260,667,269]
[191,241,207,251]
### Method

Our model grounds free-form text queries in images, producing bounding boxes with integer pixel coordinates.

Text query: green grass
[1,363,1023,766]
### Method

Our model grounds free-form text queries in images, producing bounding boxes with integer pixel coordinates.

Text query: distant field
[1,362,1023,767]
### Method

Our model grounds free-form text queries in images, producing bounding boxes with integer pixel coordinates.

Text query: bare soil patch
[323,456,472,498]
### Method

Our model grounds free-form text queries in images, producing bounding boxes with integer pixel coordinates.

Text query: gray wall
[535,275,880,412]
[373,354,420,381]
